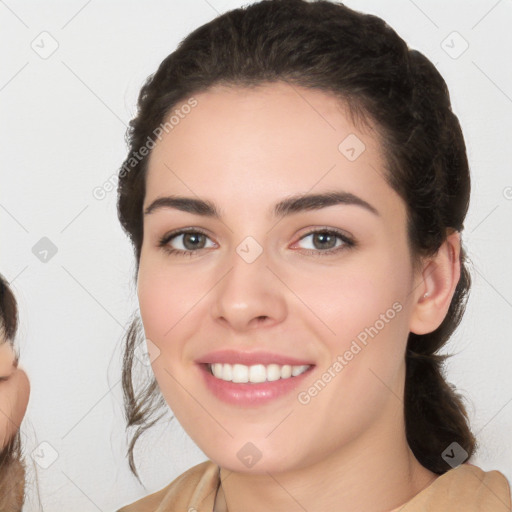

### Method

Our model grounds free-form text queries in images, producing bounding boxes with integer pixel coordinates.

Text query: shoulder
[405,463,512,511]
[116,460,220,512]
[446,463,511,509]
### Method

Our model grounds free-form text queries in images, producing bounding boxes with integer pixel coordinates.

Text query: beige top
[116,461,512,512]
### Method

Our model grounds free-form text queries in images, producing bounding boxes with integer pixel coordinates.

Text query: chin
[198,437,303,474]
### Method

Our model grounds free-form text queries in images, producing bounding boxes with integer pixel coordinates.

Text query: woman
[115,0,511,510]
[0,275,30,511]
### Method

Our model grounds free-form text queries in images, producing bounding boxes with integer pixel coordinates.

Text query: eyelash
[157,227,356,258]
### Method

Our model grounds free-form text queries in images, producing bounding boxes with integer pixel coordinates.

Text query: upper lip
[195,349,315,367]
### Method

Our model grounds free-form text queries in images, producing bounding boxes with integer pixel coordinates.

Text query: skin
[137,82,461,512]
[0,338,30,450]
[0,335,30,511]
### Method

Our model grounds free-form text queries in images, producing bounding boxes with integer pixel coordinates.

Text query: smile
[198,362,315,406]
[208,362,312,383]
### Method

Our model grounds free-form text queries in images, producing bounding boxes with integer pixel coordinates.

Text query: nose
[210,246,287,333]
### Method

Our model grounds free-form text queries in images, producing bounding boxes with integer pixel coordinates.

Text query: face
[0,337,30,450]
[137,82,420,473]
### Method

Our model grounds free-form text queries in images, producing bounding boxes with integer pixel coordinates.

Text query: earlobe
[409,230,461,335]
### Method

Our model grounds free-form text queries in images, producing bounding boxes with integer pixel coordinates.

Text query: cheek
[138,254,184,336]
[292,250,410,343]
[137,270,174,341]
[137,256,214,354]
[292,249,411,402]
[0,368,30,450]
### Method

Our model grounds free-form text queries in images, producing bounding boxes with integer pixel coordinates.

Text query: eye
[158,228,216,257]
[158,227,355,258]
[293,228,355,256]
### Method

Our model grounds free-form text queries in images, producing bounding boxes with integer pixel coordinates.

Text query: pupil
[314,232,335,250]
[184,233,204,250]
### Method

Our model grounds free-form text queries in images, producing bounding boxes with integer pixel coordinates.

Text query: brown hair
[117,0,476,482]
[0,275,18,341]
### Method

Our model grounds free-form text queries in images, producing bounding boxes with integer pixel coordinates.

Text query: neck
[215,402,438,512]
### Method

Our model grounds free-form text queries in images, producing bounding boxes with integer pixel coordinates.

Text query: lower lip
[198,363,315,406]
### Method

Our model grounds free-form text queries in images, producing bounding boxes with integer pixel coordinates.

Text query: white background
[1,0,511,510]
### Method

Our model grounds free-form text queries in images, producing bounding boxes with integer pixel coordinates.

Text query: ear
[409,230,461,335]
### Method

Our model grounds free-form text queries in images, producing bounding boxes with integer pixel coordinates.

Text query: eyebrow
[144,190,380,218]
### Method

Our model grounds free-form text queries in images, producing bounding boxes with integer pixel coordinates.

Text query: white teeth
[222,363,232,381]
[232,364,248,383]
[209,363,311,383]
[249,364,266,383]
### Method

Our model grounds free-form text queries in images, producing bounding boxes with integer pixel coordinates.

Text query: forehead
[144,82,404,223]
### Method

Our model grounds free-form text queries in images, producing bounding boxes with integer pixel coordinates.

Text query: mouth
[197,361,315,406]
[206,362,312,383]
